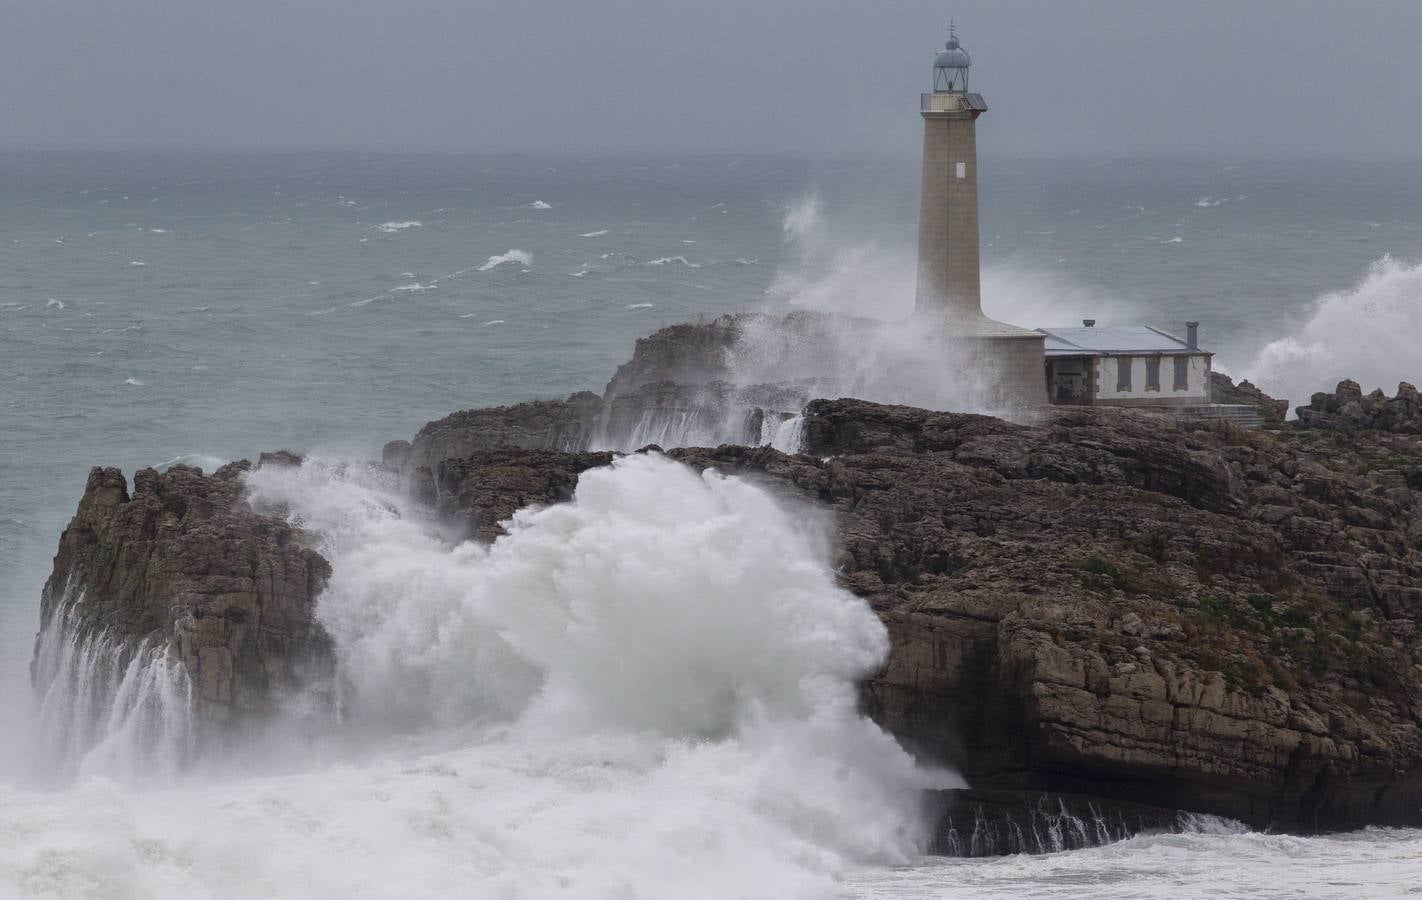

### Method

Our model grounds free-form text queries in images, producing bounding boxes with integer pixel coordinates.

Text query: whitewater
[3,152,1422,897]
[5,455,941,898]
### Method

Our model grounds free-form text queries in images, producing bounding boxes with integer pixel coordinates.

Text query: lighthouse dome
[934,38,971,69]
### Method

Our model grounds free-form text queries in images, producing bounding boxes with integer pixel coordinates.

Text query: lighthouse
[915,27,1046,406]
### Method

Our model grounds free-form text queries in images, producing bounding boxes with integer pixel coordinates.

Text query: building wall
[1093,354,1211,404]
[915,108,981,317]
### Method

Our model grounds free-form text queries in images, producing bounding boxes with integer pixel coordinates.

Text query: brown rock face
[38,462,332,728]
[407,400,1422,832]
[1210,372,1289,424]
[676,401,1422,832]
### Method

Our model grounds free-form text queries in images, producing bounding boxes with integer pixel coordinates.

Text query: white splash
[770,415,806,454]
[376,221,422,233]
[29,598,194,784]
[1245,255,1422,410]
[477,249,533,271]
[644,255,701,268]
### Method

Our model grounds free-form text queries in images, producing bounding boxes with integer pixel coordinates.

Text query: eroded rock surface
[1298,380,1422,434]
[407,399,1422,832]
[39,462,331,725]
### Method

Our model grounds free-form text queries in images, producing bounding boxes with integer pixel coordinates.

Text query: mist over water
[3,152,1422,895]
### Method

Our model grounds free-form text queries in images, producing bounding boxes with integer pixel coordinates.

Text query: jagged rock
[414,400,1422,832]
[38,462,332,727]
[667,401,1422,832]
[405,392,605,491]
[1210,372,1289,423]
[1297,380,1422,434]
[257,450,304,469]
[432,449,616,542]
[40,338,1422,839]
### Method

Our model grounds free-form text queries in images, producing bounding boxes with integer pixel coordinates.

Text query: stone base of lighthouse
[921,312,1048,409]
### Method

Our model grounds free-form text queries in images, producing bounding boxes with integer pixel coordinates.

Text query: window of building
[1173,355,1190,390]
[1145,357,1160,391]
[1116,357,1132,392]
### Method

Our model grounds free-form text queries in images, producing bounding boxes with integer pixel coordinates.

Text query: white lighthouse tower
[915,26,1046,406]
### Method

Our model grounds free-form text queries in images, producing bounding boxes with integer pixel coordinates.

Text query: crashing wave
[477,250,533,271]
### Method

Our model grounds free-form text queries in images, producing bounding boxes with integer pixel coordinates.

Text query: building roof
[1036,325,1208,357]
[935,38,971,69]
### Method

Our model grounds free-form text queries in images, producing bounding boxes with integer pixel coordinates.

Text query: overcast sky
[4,0,1419,158]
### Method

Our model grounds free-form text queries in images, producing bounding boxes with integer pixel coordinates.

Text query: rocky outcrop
[680,402,1422,832]
[407,399,1422,833]
[38,304,1422,839]
[1297,380,1422,434]
[38,462,331,726]
[431,449,616,542]
[1210,372,1289,423]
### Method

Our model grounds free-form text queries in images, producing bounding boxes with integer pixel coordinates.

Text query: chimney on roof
[1083,318,1096,328]
[1186,321,1199,351]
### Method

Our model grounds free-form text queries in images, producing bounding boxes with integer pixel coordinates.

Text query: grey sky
[3,0,1419,158]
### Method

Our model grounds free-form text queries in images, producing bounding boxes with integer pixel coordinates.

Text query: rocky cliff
[37,460,332,736]
[34,315,1422,839]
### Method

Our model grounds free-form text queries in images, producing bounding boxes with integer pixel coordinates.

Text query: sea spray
[1246,255,1422,411]
[29,596,194,784]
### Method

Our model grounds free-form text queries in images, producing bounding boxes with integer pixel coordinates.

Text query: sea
[2,150,1421,898]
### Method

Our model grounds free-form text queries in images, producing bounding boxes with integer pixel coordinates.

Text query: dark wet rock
[1297,380,1422,434]
[432,449,616,543]
[1210,372,1289,423]
[381,440,412,471]
[38,463,332,727]
[257,450,304,469]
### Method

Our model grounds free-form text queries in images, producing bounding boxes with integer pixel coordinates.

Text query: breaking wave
[2,455,944,897]
[1245,256,1422,410]
[477,249,533,271]
[375,221,421,233]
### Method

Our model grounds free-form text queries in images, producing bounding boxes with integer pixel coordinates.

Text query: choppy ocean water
[2,151,1421,897]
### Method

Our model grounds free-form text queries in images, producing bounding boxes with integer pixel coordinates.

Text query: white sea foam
[376,221,422,233]
[153,453,228,473]
[477,249,533,271]
[528,200,553,210]
[578,229,608,237]
[45,299,65,310]
[1246,255,1422,411]
[389,282,436,293]
[645,255,701,267]
[127,260,146,267]
[625,302,655,310]
[123,378,144,386]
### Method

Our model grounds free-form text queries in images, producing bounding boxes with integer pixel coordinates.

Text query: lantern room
[933,33,971,93]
